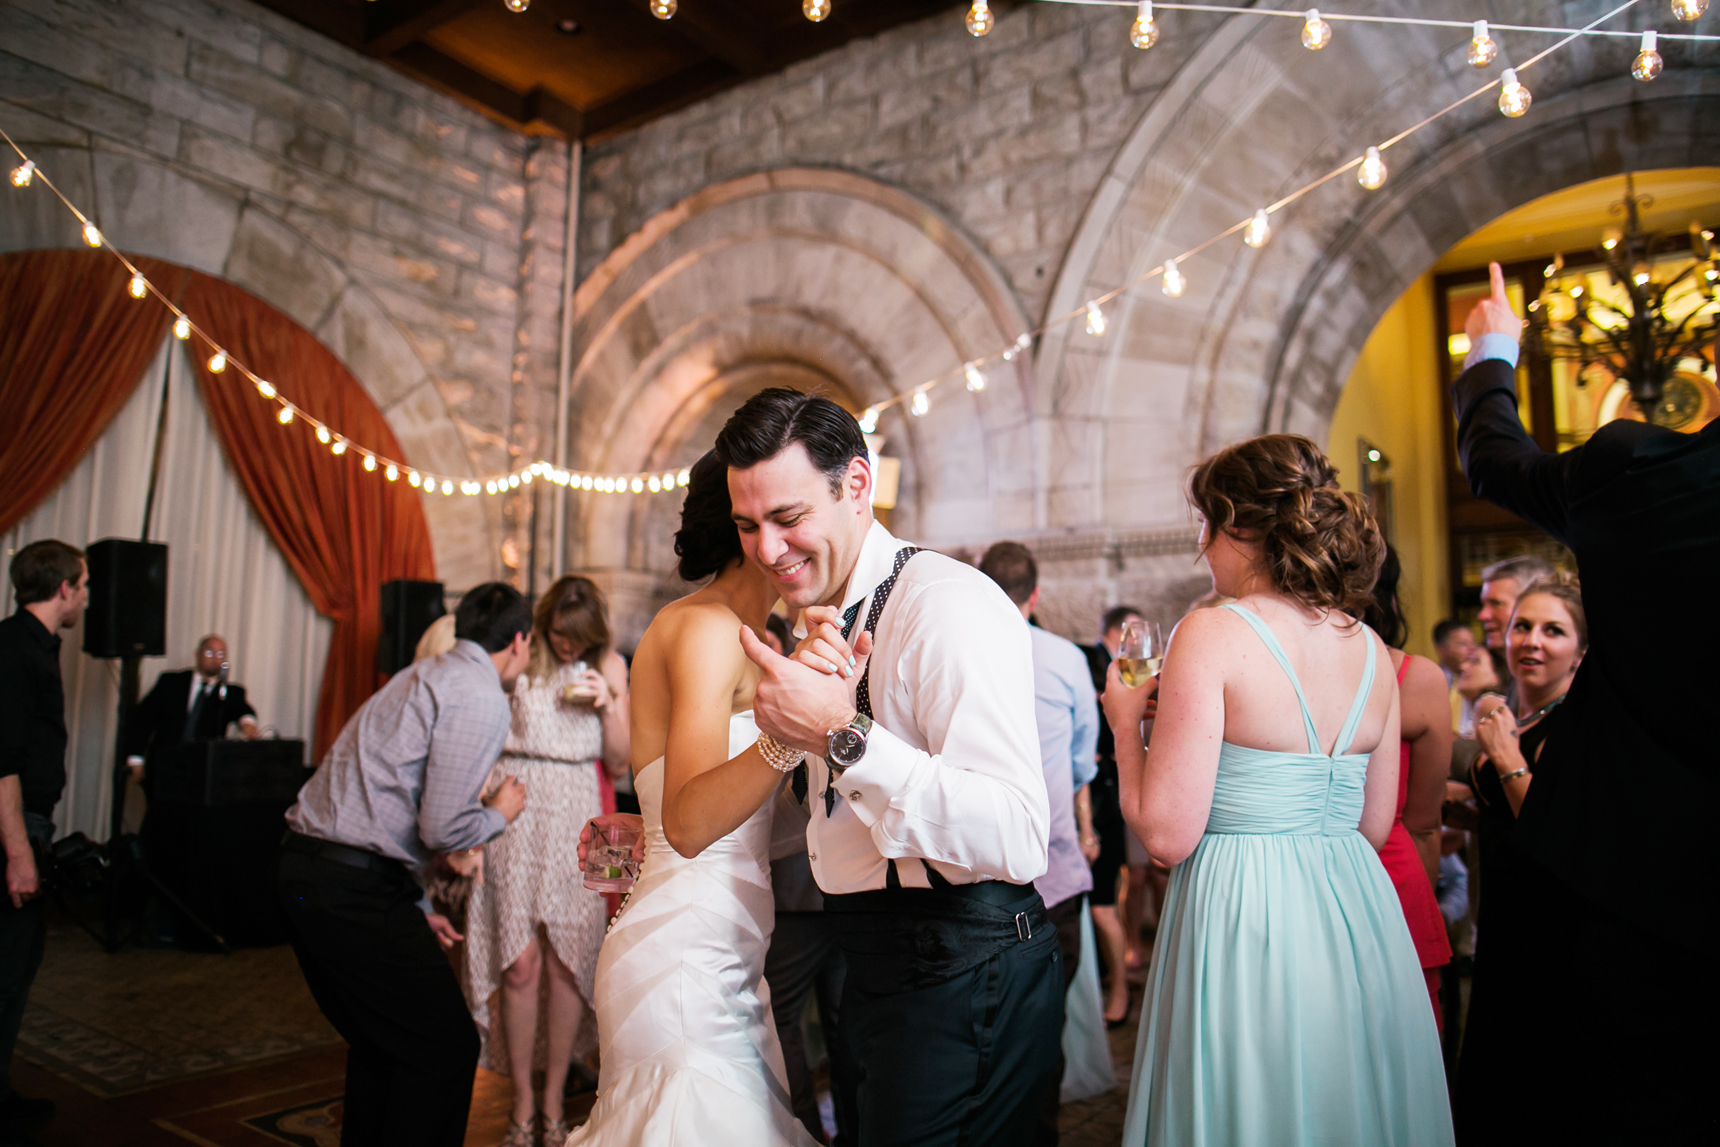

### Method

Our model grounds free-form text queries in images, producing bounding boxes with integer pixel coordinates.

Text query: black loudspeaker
[83,539,167,658]
[378,578,446,674]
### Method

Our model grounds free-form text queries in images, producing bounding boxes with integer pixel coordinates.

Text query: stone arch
[0,143,495,588]
[1035,11,1720,535]
[561,167,1038,643]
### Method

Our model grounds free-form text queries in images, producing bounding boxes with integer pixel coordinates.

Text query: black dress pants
[1034,893,1084,1146]
[277,849,478,1147]
[0,818,53,1104]
[764,911,847,1144]
[827,884,1063,1147]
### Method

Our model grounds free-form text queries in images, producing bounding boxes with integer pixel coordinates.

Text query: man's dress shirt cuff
[832,723,918,830]
[1462,333,1520,373]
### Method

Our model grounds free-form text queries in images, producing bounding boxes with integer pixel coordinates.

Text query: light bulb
[1301,9,1331,50]
[207,350,227,373]
[128,272,147,298]
[408,470,422,487]
[332,439,347,455]
[911,390,930,417]
[174,315,191,339]
[1244,208,1271,249]
[1002,332,1032,362]
[1161,260,1185,298]
[645,475,659,492]
[256,380,276,398]
[505,0,528,11]
[1633,31,1663,81]
[1086,300,1107,336]
[631,477,645,493]
[442,480,454,495]
[1358,145,1387,190]
[663,472,677,488]
[1131,2,1159,50]
[1672,0,1708,20]
[82,221,102,248]
[966,0,993,37]
[1498,68,1531,117]
[859,406,880,433]
[1467,20,1498,68]
[677,469,690,486]
[317,425,332,444]
[486,480,498,494]
[1601,228,1621,250]
[386,464,399,481]
[1632,262,1651,286]
[650,0,675,18]
[964,362,987,392]
[9,160,34,187]
[278,406,294,424]
[363,454,376,471]
[508,473,520,488]
[803,0,830,22]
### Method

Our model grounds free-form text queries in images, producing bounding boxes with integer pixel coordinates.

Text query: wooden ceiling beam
[580,59,741,142]
[362,0,490,58]
[620,0,773,75]
[389,42,582,137]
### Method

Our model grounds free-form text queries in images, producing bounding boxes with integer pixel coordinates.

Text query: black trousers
[764,911,847,1144]
[277,849,478,1147]
[1035,893,1084,1147]
[0,816,53,1103]
[827,882,1063,1147]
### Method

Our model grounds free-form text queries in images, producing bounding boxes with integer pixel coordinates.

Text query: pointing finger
[1489,261,1508,307]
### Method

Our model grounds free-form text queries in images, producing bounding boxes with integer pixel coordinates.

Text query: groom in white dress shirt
[725,389,1060,1147]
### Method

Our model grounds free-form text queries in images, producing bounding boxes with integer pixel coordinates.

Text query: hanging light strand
[0,124,693,498]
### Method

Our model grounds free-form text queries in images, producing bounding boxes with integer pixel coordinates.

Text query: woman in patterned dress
[464,576,631,1147]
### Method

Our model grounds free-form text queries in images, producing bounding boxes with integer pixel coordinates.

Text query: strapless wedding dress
[566,711,816,1146]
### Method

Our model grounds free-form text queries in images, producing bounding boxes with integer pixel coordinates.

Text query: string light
[316,425,332,444]
[504,0,528,11]
[1085,300,1107,336]
[278,406,294,424]
[82,221,102,247]
[1633,30,1663,80]
[1161,260,1186,298]
[911,390,931,416]
[1602,228,1622,250]
[408,471,422,487]
[173,315,191,339]
[485,480,497,494]
[442,480,454,495]
[648,475,662,492]
[964,362,987,392]
[631,477,645,493]
[803,0,830,21]
[859,406,880,433]
[1131,2,1159,50]
[1244,208,1271,249]
[1002,332,1032,361]
[1673,0,1708,20]
[966,0,993,37]
[1358,145,1387,190]
[256,380,276,398]
[364,454,376,471]
[1301,8,1332,50]
[331,438,347,455]
[1498,68,1532,117]
[128,271,147,298]
[385,464,399,481]
[207,349,227,373]
[9,159,33,186]
[650,0,675,17]
[1468,20,1499,67]
[678,469,691,486]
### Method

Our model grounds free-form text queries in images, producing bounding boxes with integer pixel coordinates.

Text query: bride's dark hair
[674,450,744,582]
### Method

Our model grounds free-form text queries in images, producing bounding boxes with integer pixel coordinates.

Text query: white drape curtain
[1,339,332,841]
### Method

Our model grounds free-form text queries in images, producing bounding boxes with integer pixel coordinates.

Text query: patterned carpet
[16,912,340,1096]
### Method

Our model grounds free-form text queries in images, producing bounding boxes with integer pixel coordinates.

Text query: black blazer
[1453,357,1719,951]
[129,670,256,774]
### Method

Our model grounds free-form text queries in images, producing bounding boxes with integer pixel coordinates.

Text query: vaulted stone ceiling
[252,0,964,140]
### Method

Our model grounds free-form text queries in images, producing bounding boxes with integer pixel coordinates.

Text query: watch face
[830,728,865,765]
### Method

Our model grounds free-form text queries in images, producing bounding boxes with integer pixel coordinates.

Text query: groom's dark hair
[715,388,868,497]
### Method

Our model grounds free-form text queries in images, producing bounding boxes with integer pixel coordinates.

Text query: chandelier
[1529,173,1719,428]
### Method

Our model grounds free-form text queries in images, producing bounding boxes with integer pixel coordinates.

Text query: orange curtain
[0,251,187,535]
[180,272,436,758]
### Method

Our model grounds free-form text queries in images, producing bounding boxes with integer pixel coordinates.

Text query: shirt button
[808,852,817,861]
[849,790,862,801]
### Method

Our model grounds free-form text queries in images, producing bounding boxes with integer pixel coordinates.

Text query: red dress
[1377,653,1453,1024]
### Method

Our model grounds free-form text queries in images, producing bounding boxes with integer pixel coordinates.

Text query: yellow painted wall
[1326,273,1449,661]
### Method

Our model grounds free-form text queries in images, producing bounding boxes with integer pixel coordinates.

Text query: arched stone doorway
[559,168,1037,645]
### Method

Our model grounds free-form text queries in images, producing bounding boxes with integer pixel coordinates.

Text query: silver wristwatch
[825,712,873,774]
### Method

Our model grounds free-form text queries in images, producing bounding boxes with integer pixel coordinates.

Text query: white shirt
[803,521,1051,893]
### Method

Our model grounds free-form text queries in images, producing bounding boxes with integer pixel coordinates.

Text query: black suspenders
[822,546,921,816]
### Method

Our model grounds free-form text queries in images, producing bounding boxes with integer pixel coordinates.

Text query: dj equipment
[378,579,446,675]
[82,539,167,657]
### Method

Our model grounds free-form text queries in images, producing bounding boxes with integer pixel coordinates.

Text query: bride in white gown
[568,453,819,1147]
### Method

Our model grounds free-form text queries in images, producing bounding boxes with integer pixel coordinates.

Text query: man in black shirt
[0,539,87,1141]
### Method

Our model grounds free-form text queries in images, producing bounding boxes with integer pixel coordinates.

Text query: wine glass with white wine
[1116,618,1164,687]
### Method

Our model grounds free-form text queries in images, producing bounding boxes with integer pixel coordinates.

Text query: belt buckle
[1014,911,1032,942]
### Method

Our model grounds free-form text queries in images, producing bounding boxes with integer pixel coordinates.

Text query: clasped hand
[739,606,875,757]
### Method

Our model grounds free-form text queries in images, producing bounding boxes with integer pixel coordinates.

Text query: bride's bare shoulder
[637,595,747,660]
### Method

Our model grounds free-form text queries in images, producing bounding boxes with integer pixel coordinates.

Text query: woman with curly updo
[1104,434,1452,1146]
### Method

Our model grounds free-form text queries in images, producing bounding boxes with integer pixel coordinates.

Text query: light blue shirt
[1029,624,1100,909]
[1462,332,1520,373]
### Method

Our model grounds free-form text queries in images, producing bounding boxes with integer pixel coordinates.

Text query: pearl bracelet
[756,732,807,773]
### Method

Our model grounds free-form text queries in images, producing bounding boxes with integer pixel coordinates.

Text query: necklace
[1517,691,1568,727]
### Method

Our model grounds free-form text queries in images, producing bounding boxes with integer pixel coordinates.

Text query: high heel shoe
[542,1118,573,1147]
[500,1116,538,1147]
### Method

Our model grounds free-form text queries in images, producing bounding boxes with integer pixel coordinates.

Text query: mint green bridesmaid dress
[1121,604,1453,1146]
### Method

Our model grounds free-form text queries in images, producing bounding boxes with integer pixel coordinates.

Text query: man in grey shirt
[278,582,531,1147]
